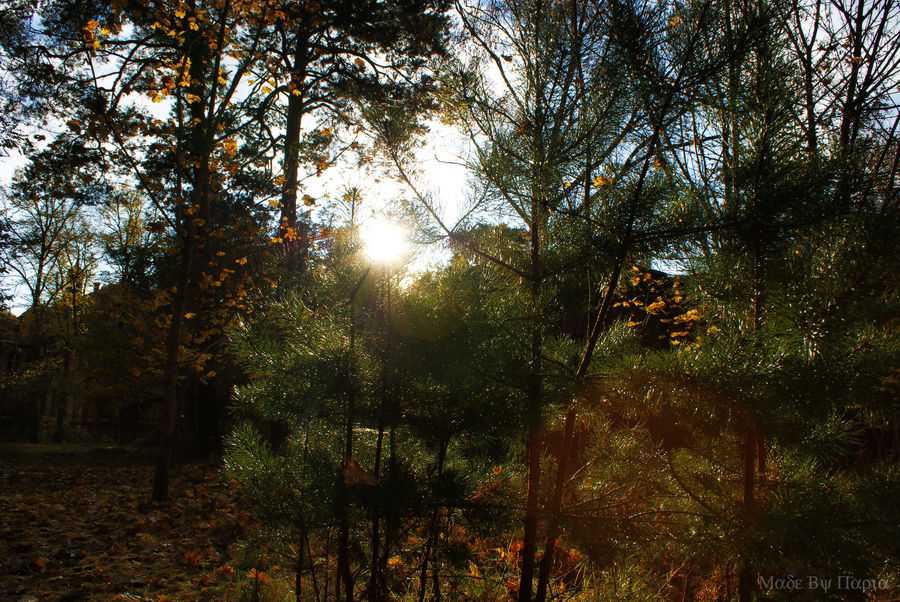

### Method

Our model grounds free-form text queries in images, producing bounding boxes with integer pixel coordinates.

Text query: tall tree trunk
[519,172,545,602]
[738,427,756,601]
[336,376,355,601]
[152,225,193,501]
[280,30,310,261]
[152,121,208,502]
[519,430,542,602]
[295,521,306,601]
[418,438,447,602]
[368,415,385,601]
[534,407,574,601]
[336,195,360,602]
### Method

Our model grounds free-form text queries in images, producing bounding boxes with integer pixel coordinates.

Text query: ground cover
[0,444,252,601]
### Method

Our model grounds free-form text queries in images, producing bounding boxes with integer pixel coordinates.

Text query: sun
[360,218,410,265]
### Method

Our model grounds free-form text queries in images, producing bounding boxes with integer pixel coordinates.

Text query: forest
[0,0,898,599]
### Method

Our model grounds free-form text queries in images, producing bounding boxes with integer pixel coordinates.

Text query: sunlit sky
[0,114,474,312]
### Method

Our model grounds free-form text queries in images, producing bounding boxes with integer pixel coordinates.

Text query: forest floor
[0,444,253,601]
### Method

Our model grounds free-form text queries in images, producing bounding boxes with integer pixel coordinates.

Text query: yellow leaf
[646,300,666,314]
[175,9,186,18]
[235,257,247,265]
[85,20,100,31]
[184,313,196,319]
[387,555,402,567]
[468,561,481,578]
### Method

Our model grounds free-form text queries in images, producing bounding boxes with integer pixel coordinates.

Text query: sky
[0,112,474,314]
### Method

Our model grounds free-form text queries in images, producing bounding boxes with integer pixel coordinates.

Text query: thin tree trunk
[152,217,194,501]
[519,181,545,602]
[418,439,447,602]
[738,428,756,601]
[519,430,542,602]
[336,196,359,602]
[379,422,398,598]
[534,407,575,601]
[295,521,306,601]
[306,529,321,601]
[368,416,385,601]
[336,398,355,602]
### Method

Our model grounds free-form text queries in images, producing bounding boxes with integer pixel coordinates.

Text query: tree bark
[534,407,574,601]
[152,225,193,501]
[279,29,311,261]
[519,154,545,601]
